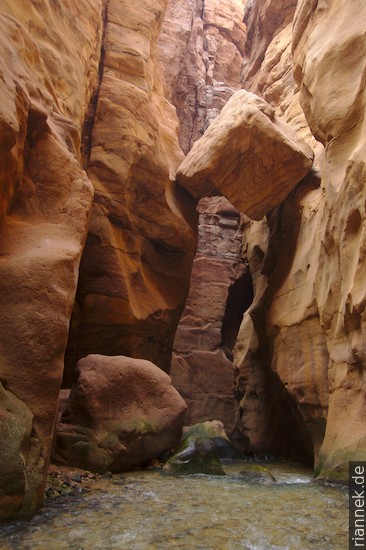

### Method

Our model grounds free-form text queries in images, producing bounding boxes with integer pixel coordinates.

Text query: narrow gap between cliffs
[221,269,254,361]
[80,0,110,169]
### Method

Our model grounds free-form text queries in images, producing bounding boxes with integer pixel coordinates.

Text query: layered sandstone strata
[159,0,248,435]
[159,0,246,153]
[0,0,100,518]
[171,197,249,435]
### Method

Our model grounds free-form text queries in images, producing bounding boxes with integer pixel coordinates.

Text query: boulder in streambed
[183,420,240,458]
[163,420,229,475]
[53,355,186,473]
[238,465,277,485]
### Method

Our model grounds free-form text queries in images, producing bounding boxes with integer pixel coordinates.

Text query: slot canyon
[0,0,365,537]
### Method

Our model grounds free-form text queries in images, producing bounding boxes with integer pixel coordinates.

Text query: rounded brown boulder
[54,355,187,473]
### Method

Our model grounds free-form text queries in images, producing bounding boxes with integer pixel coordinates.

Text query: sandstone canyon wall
[171,197,248,435]
[159,0,251,434]
[0,0,100,518]
[159,0,246,153]
[0,0,197,519]
[1,0,366,522]
[292,0,366,478]
[233,0,366,478]
[64,0,197,380]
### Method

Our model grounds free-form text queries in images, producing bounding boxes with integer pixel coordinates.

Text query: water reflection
[0,462,348,549]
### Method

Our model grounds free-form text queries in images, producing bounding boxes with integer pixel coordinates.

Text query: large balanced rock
[54,355,186,473]
[176,90,314,220]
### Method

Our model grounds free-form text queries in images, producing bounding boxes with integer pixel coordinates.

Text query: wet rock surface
[238,465,277,485]
[163,421,231,475]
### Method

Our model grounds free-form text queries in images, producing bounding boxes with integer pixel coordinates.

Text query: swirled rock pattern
[292,0,366,479]
[64,0,197,381]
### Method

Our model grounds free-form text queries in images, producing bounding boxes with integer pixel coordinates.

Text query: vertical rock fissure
[81,0,109,169]
[200,0,205,21]
[234,286,315,466]
[221,269,254,361]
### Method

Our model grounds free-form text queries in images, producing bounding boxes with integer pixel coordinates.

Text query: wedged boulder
[163,420,230,475]
[53,355,186,473]
[176,90,314,220]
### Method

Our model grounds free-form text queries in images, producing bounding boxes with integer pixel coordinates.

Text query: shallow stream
[0,462,348,549]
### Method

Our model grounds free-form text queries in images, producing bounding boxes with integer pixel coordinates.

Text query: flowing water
[0,462,348,550]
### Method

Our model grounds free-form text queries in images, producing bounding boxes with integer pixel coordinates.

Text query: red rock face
[159,0,246,153]
[0,1,99,518]
[64,0,197,380]
[171,197,250,435]
[0,0,197,519]
[233,0,366,478]
[158,0,249,436]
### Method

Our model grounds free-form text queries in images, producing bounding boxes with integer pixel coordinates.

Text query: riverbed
[0,462,348,549]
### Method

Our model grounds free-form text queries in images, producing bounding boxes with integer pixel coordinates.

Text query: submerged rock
[53,355,186,473]
[163,420,231,475]
[164,438,226,476]
[239,465,277,485]
[182,420,240,458]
